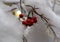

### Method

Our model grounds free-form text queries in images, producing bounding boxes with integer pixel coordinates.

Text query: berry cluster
[13,10,37,27]
[22,16,37,26]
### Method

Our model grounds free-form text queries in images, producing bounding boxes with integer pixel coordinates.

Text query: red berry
[32,16,37,20]
[26,19,31,23]
[19,13,24,18]
[22,17,35,26]
[27,22,33,26]
[22,21,26,25]
[32,16,37,23]
[30,19,34,23]
[22,20,28,26]
[25,19,33,26]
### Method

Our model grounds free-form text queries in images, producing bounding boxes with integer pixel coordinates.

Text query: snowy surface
[0,0,60,42]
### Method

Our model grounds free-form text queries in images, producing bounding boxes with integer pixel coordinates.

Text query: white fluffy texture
[0,0,60,42]
[24,0,60,38]
[0,1,26,42]
[1,0,20,2]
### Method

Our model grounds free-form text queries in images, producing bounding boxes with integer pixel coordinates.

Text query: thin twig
[23,35,27,42]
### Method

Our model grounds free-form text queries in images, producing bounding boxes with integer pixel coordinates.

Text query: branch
[26,5,57,42]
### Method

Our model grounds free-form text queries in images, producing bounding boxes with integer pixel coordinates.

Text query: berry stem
[20,0,23,12]
[27,10,32,18]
